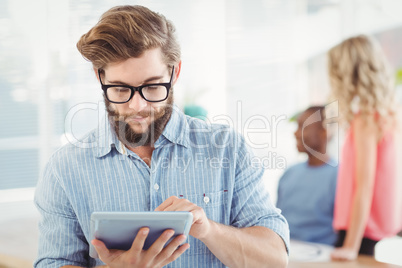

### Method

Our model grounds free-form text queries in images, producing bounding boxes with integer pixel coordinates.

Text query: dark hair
[305,106,325,119]
[303,105,326,129]
[76,5,181,69]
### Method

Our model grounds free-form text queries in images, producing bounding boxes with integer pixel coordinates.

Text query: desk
[0,253,32,268]
[288,240,402,268]
[0,201,39,268]
[289,255,401,267]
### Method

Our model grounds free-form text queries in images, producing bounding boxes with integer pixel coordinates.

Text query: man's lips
[126,115,149,123]
[295,138,303,146]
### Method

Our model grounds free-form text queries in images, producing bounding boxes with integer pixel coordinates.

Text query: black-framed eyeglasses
[98,66,174,103]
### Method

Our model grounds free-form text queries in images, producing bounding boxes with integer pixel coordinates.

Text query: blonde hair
[76,5,181,70]
[327,35,396,126]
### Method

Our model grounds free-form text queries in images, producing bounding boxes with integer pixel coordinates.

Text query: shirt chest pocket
[181,190,229,255]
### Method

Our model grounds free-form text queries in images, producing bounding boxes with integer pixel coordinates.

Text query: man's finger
[160,242,190,267]
[155,196,177,211]
[91,239,110,262]
[161,199,195,212]
[129,227,149,253]
[156,234,187,262]
[144,229,175,260]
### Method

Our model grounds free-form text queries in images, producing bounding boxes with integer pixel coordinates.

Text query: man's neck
[307,154,330,167]
[127,145,154,167]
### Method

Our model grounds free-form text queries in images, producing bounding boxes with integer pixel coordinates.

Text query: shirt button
[154,183,159,191]
[203,196,210,204]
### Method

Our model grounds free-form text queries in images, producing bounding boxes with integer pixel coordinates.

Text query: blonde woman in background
[328,35,402,261]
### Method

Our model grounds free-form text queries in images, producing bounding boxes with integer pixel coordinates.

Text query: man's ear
[172,61,182,85]
[321,126,331,142]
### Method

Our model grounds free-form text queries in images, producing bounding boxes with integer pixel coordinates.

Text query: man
[276,106,338,245]
[34,5,289,267]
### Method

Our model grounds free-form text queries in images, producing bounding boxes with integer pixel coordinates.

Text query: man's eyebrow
[107,75,164,85]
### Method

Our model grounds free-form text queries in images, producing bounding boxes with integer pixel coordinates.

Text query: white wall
[1,0,402,208]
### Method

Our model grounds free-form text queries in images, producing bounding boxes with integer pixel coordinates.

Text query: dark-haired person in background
[277,106,337,245]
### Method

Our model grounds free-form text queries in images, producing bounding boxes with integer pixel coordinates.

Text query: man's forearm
[200,220,288,268]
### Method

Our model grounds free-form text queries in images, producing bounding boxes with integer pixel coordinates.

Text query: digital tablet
[89,211,193,259]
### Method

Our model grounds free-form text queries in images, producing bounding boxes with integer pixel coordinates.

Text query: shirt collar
[155,106,190,149]
[96,117,128,158]
[96,106,190,158]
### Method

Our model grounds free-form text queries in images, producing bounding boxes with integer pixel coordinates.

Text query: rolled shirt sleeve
[230,134,290,253]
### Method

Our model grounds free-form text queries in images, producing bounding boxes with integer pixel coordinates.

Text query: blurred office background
[1,0,402,265]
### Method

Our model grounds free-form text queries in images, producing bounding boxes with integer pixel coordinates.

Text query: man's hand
[91,227,189,268]
[155,196,211,240]
[155,196,288,268]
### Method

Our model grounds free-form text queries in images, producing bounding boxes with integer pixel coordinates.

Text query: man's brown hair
[76,5,181,69]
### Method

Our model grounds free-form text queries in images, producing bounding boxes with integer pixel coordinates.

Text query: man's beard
[105,95,173,148]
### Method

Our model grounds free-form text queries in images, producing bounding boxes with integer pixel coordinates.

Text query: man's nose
[294,128,301,138]
[128,91,148,111]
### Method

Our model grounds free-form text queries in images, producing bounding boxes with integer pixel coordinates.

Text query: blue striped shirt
[34,107,289,267]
